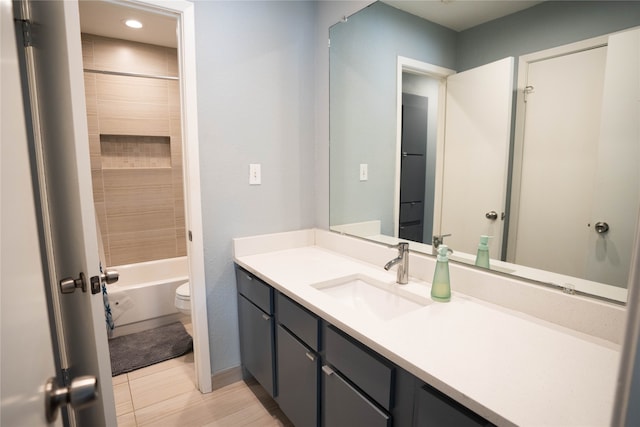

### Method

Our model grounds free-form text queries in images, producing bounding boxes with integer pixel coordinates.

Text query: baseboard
[211,366,243,391]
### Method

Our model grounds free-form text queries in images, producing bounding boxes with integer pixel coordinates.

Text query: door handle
[59,272,86,293]
[45,375,98,422]
[485,211,498,220]
[100,269,119,285]
[595,222,610,234]
[322,365,335,376]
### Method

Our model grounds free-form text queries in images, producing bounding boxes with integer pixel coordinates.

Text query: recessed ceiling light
[124,19,143,29]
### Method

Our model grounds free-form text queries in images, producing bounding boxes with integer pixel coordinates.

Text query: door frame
[394,56,455,239]
[507,34,608,264]
[127,0,211,393]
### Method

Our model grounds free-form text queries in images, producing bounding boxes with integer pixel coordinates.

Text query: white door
[585,29,640,287]
[514,47,607,278]
[13,1,116,425]
[1,2,61,424]
[438,57,514,259]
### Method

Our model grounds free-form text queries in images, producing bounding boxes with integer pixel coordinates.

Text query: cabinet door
[276,325,318,427]
[322,365,390,427]
[414,384,488,426]
[238,295,275,397]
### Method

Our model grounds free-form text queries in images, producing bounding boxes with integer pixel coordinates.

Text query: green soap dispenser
[475,235,491,269]
[431,245,451,302]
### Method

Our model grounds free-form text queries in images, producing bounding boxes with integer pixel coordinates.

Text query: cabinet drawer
[236,266,273,314]
[322,365,390,427]
[415,384,488,426]
[324,325,394,411]
[277,292,319,351]
[276,325,319,427]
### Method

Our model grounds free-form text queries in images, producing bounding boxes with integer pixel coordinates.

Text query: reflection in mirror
[329,1,640,303]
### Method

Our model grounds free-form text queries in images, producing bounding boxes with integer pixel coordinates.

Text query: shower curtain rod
[83,68,179,81]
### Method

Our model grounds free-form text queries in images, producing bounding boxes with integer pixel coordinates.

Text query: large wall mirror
[329,1,640,303]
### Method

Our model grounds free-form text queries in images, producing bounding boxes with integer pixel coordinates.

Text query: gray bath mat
[109,322,193,376]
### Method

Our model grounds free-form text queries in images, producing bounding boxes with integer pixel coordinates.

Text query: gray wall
[193,0,317,373]
[456,1,640,71]
[329,1,456,236]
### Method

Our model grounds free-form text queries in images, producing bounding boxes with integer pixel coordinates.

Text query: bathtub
[106,256,189,338]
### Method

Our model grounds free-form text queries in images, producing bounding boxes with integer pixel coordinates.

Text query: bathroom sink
[312,274,429,321]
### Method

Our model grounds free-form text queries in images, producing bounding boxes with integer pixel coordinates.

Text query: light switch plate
[249,163,261,185]
[359,164,368,181]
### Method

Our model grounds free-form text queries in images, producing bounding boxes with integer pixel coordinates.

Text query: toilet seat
[176,282,190,299]
[175,282,191,315]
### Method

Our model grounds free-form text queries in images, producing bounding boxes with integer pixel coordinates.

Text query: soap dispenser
[431,245,451,303]
[475,235,491,269]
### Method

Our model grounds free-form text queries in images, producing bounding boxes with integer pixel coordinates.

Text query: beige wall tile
[176,228,187,256]
[101,135,171,169]
[102,168,171,189]
[91,170,104,203]
[89,135,101,171]
[96,74,168,105]
[98,99,169,121]
[86,113,99,135]
[109,229,177,265]
[170,117,182,135]
[103,170,174,234]
[83,34,184,267]
[91,35,170,76]
[83,74,97,115]
[166,47,179,78]
[81,37,94,68]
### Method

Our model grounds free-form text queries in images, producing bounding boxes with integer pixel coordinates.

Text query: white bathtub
[106,257,189,338]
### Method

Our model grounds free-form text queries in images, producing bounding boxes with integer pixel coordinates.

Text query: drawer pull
[322,365,334,376]
[305,352,316,362]
[262,313,270,321]
[245,274,253,280]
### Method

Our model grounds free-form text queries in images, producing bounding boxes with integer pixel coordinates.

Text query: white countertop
[234,241,620,426]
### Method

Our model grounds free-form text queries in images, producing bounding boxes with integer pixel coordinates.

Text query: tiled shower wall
[82,34,186,267]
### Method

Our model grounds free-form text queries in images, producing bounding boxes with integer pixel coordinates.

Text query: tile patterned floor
[112,322,291,426]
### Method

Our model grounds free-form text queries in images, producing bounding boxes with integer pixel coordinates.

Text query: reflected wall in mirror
[329,1,640,303]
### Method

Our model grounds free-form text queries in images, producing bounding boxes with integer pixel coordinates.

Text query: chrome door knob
[485,211,498,220]
[45,375,98,422]
[100,269,119,285]
[595,222,610,234]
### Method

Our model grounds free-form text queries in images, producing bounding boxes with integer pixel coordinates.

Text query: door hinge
[18,19,32,47]
[188,230,193,242]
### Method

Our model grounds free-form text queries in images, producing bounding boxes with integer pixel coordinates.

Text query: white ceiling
[383,0,543,32]
[78,1,544,49]
[78,0,178,48]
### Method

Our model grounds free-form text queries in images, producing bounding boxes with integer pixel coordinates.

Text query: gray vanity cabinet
[235,264,491,427]
[275,293,320,427]
[322,325,393,427]
[414,383,490,427]
[236,267,276,397]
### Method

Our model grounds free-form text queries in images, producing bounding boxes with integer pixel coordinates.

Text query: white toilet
[174,282,191,315]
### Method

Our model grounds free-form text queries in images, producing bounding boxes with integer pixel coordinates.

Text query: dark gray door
[399,93,429,242]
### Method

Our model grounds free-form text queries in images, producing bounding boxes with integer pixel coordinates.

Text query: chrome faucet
[384,242,409,284]
[432,233,451,255]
